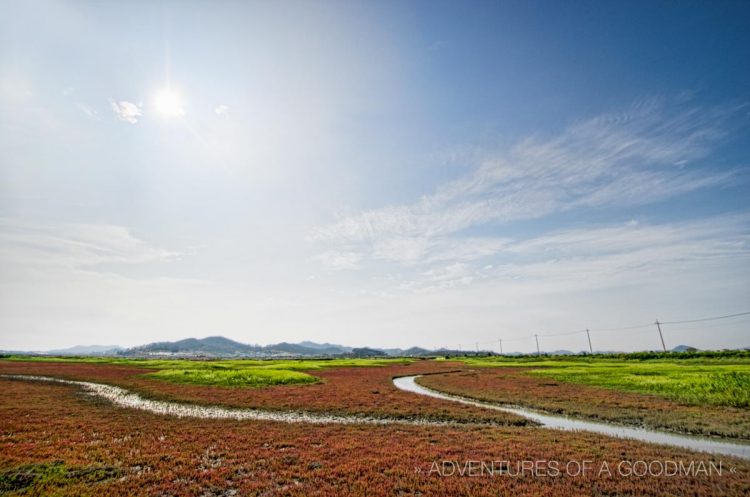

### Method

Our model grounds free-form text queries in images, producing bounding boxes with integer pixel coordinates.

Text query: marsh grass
[0,462,121,494]
[2,356,412,387]
[146,367,320,387]
[459,355,750,408]
[3,355,410,369]
[528,364,750,407]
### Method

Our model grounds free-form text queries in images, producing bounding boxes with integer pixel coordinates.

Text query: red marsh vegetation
[0,360,526,426]
[2,378,749,496]
[418,368,750,439]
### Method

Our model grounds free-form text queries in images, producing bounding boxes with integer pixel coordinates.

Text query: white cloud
[0,218,180,270]
[385,214,750,295]
[372,236,510,265]
[214,104,229,116]
[76,102,100,121]
[0,219,209,350]
[421,262,474,287]
[61,87,100,121]
[0,74,33,102]
[110,99,142,124]
[311,101,741,268]
[507,216,749,259]
[494,214,750,288]
[311,250,362,270]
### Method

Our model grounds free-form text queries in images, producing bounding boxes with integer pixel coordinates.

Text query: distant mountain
[298,341,352,352]
[6,339,743,359]
[125,336,261,357]
[402,347,431,356]
[266,342,347,356]
[671,344,699,353]
[46,344,123,355]
[350,347,386,358]
[122,336,352,358]
[382,347,432,356]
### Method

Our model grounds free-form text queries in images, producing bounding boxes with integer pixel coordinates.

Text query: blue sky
[1,0,749,351]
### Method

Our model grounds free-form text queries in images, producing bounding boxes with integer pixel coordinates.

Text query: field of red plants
[417,368,750,439]
[0,360,526,426]
[1,360,749,496]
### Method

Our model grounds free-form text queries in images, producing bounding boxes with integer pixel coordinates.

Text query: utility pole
[586,328,593,354]
[535,334,540,355]
[498,338,503,355]
[475,342,479,354]
[655,319,667,352]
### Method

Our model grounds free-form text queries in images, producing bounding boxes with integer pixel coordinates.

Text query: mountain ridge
[122,336,353,357]
[0,336,711,358]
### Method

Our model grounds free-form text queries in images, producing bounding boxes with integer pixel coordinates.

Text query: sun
[153,89,185,118]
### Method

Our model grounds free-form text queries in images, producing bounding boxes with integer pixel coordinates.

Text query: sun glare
[153,89,185,118]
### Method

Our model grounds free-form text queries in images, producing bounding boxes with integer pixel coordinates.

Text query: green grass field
[458,352,750,408]
[145,367,320,387]
[1,355,412,387]
[6,352,750,402]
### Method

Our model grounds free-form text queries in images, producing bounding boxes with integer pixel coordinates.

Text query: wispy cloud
[76,102,100,121]
[0,219,209,350]
[60,87,100,121]
[371,236,511,265]
[311,250,362,271]
[0,219,180,270]
[497,214,750,285]
[110,99,142,124]
[388,214,750,293]
[312,101,742,268]
[214,104,229,117]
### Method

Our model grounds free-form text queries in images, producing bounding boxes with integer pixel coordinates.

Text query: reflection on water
[2,374,446,427]
[393,375,750,460]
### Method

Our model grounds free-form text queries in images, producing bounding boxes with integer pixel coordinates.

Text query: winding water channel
[4,373,749,460]
[1,374,446,427]
[393,375,750,460]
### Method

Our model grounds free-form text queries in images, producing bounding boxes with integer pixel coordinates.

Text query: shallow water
[392,375,750,460]
[2,374,447,427]
[7,373,749,460]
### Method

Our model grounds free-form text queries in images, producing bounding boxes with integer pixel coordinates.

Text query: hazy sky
[1,0,749,352]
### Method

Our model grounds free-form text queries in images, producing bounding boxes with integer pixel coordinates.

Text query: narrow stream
[6,373,749,460]
[393,375,750,460]
[1,374,448,427]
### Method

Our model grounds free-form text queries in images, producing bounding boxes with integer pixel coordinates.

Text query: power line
[501,334,534,342]
[590,322,653,333]
[469,309,750,355]
[661,311,750,325]
[534,328,587,337]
